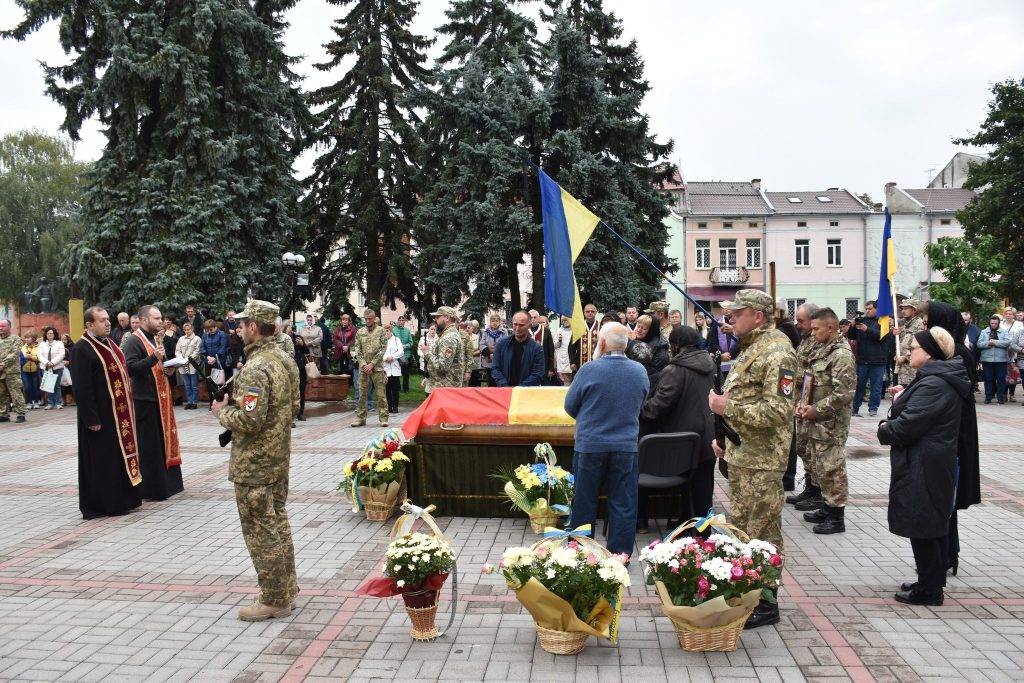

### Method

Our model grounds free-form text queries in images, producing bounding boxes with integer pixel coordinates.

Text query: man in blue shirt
[564,322,650,557]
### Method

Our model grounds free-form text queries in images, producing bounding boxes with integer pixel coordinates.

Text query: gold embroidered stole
[82,334,142,486]
[133,330,182,468]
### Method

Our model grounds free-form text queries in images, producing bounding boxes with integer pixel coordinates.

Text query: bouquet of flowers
[493,443,574,532]
[639,513,782,651]
[483,529,629,655]
[357,502,455,640]
[339,428,410,520]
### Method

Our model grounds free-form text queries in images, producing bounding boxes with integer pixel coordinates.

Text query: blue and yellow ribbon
[542,524,592,540]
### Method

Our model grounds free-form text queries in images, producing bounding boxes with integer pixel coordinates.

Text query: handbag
[41,370,59,394]
[305,355,321,379]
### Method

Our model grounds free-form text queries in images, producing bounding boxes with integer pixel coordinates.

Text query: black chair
[602,431,702,537]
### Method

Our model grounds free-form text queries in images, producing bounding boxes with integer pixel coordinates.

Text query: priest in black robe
[124,305,184,501]
[72,307,143,519]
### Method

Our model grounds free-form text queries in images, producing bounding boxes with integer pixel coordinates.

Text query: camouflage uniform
[459,329,473,383]
[352,323,388,423]
[0,332,26,418]
[794,334,819,487]
[428,323,466,388]
[274,332,295,357]
[897,311,925,386]
[803,334,856,507]
[217,301,299,609]
[721,291,798,555]
[647,301,672,344]
[271,346,302,420]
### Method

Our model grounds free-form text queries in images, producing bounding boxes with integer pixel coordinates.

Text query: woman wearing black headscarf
[921,300,981,574]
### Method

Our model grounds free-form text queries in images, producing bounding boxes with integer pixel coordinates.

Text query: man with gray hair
[564,323,650,557]
[788,302,822,507]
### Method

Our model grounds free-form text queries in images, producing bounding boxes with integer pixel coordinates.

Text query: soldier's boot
[350,419,366,427]
[794,492,824,512]
[812,506,845,534]
[15,415,26,423]
[0,415,9,422]
[803,505,831,523]
[238,600,292,622]
[744,591,780,630]
[786,483,820,505]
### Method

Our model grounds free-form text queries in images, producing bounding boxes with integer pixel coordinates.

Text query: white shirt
[37,339,66,369]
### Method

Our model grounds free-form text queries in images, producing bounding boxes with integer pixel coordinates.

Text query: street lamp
[282,252,307,325]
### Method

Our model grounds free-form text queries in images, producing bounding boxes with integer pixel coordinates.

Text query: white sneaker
[43,405,51,410]
[57,405,64,410]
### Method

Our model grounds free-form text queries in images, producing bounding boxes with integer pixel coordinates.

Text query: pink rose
[585,553,599,566]
[568,540,579,551]
[535,546,548,559]
[769,554,782,567]
[741,557,753,567]
[702,541,717,553]
[730,565,744,580]
[481,563,495,574]
[697,576,710,598]
[670,566,680,574]
[615,553,630,564]
[745,569,760,580]
[648,540,658,549]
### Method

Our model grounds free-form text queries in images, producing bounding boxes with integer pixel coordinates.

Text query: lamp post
[281,252,307,326]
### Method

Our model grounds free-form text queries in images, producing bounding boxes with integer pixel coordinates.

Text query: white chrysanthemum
[639,539,688,566]
[548,546,579,569]
[702,557,733,582]
[545,568,556,579]
[746,539,778,556]
[501,547,537,569]
[597,558,631,587]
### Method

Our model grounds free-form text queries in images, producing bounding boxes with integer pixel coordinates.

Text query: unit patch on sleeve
[242,387,262,412]
[777,369,795,398]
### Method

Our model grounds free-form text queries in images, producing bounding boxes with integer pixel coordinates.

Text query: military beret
[719,289,774,315]
[430,306,459,318]
[235,299,279,326]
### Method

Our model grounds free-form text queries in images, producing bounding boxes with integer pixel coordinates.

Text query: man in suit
[491,311,546,387]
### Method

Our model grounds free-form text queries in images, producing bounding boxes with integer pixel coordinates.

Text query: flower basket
[494,443,573,534]
[486,529,629,655]
[360,479,404,521]
[402,590,440,640]
[640,513,780,652]
[339,429,410,521]
[528,509,561,534]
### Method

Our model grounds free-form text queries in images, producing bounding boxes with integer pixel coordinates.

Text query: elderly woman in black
[878,326,970,605]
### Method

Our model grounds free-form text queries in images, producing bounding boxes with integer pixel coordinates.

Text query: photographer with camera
[846,301,888,417]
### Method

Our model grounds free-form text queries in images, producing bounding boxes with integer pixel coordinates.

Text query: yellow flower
[374,459,394,472]
[391,451,410,463]
[342,462,355,477]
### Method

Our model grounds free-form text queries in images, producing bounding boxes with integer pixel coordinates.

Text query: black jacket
[122,332,161,403]
[878,358,971,539]
[847,316,888,365]
[641,348,716,463]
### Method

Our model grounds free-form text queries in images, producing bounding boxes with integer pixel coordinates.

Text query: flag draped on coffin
[538,169,599,341]
[876,207,897,338]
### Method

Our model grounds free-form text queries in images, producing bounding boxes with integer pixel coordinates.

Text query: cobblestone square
[0,399,1022,682]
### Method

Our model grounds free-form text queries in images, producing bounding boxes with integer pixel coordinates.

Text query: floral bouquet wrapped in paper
[339,428,410,521]
[483,527,629,655]
[639,512,782,651]
[493,443,574,533]
[357,502,455,640]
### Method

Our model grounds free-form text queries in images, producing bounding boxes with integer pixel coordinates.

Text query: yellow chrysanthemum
[342,462,355,477]
[374,459,394,472]
[391,452,410,463]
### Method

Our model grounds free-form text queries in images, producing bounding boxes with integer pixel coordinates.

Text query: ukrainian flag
[876,207,897,338]
[538,169,599,341]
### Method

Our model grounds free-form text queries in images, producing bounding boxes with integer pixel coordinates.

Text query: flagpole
[891,276,901,358]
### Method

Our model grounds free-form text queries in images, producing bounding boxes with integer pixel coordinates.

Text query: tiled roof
[683,182,772,216]
[904,188,977,212]
[765,190,869,215]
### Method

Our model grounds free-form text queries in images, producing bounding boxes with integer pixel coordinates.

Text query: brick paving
[1,398,1023,682]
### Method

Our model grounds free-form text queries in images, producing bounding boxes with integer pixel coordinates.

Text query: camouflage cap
[719,289,774,315]
[430,306,459,318]
[899,299,920,310]
[645,300,669,314]
[235,299,280,326]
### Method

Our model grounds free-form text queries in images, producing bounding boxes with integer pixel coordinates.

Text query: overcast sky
[2,0,1022,199]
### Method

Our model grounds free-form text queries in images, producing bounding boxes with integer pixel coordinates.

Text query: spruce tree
[413,0,544,316]
[303,0,432,313]
[3,0,308,314]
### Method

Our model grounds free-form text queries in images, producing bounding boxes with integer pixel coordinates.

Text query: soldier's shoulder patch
[242,387,262,412]
[777,369,796,397]
[442,345,455,358]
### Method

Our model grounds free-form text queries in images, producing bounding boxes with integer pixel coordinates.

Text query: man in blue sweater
[564,322,650,557]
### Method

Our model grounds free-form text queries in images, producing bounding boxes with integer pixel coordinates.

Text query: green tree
[413,0,544,316]
[925,235,1005,319]
[303,0,433,314]
[4,0,308,314]
[955,78,1024,303]
[0,130,89,312]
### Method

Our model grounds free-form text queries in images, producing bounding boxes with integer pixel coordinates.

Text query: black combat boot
[744,591,781,629]
[786,482,819,505]
[794,492,824,511]
[812,506,846,534]
[803,504,831,523]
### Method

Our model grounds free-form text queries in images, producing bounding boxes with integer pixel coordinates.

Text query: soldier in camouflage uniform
[273,318,296,357]
[458,320,473,386]
[0,319,27,422]
[788,303,822,509]
[427,306,466,389]
[708,289,796,630]
[896,300,924,386]
[796,308,856,535]
[213,300,300,621]
[350,308,389,427]
[646,301,673,344]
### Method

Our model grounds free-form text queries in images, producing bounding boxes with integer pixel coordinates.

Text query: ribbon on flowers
[531,498,570,517]
[542,524,592,540]
[391,500,448,542]
[350,470,363,513]
[664,508,727,541]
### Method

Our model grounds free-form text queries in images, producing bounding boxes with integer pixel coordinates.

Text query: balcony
[709,267,750,285]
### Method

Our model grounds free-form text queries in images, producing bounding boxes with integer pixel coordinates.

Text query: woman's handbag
[305,355,322,379]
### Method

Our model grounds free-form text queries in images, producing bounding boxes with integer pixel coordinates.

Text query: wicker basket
[655,517,756,652]
[404,601,440,640]
[528,510,560,534]
[536,625,588,655]
[360,478,407,522]
[364,501,394,521]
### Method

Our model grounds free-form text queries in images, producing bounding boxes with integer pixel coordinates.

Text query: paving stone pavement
[1,397,1023,682]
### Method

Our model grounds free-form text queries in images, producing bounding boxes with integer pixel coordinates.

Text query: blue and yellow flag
[876,208,897,338]
[539,169,600,341]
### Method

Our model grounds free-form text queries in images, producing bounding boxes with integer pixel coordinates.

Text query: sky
[1,0,1022,200]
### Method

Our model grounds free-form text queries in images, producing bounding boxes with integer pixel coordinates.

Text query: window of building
[745,239,761,268]
[695,239,711,269]
[816,196,832,203]
[795,239,810,266]
[845,299,860,319]
[940,218,951,225]
[723,222,733,229]
[697,222,707,229]
[786,298,806,317]
[797,221,807,228]
[787,197,802,203]
[748,221,758,228]
[827,238,842,266]
[829,220,839,228]
[719,239,737,269]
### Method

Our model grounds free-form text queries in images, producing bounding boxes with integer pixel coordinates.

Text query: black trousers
[948,510,960,568]
[910,535,949,591]
[386,376,401,412]
[401,362,411,392]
